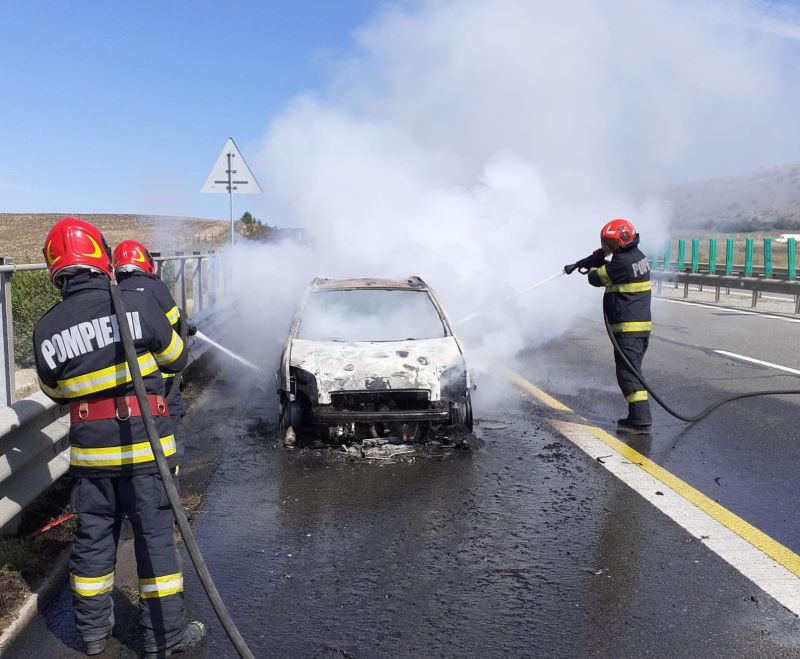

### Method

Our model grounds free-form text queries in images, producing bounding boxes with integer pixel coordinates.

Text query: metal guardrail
[652,270,800,312]
[0,252,226,409]
[657,236,799,279]
[0,393,70,534]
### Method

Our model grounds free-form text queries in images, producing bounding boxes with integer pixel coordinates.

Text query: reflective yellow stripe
[592,265,611,286]
[52,354,159,399]
[71,571,114,597]
[610,321,652,333]
[165,306,180,326]
[139,572,183,599]
[39,378,60,398]
[606,281,652,293]
[625,390,649,403]
[70,435,176,468]
[154,331,183,367]
[162,372,176,379]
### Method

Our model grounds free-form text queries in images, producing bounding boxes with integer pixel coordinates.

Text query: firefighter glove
[565,249,606,275]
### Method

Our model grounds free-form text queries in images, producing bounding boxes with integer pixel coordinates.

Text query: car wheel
[451,394,474,433]
[280,399,303,431]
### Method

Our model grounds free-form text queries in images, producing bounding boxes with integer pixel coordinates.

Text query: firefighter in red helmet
[113,240,195,465]
[33,218,205,656]
[565,219,653,434]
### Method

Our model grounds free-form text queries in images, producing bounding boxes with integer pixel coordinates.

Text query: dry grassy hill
[0,213,231,262]
[667,163,800,231]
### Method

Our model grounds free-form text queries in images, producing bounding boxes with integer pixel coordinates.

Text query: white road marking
[550,419,800,616]
[655,296,800,324]
[713,350,800,376]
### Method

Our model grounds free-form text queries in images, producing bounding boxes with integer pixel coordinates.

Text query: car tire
[451,394,474,433]
[280,399,303,432]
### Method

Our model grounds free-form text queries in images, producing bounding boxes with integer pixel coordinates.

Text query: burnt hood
[289,337,466,404]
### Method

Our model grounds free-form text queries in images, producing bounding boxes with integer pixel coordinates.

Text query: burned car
[277,277,473,445]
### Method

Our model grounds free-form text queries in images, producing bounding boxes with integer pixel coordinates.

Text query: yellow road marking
[499,366,572,412]
[504,368,800,579]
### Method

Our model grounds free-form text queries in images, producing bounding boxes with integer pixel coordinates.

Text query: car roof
[310,276,428,291]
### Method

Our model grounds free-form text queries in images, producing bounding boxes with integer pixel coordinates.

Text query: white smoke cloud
[219,0,800,410]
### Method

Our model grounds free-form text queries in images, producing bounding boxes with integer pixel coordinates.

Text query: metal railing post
[193,252,204,312]
[744,237,754,277]
[675,239,685,289]
[788,238,796,281]
[708,238,717,274]
[175,251,186,310]
[725,237,734,276]
[0,258,15,408]
[691,238,701,290]
[152,251,162,278]
[690,238,699,273]
[208,250,216,307]
[763,238,772,279]
[677,239,686,271]
[663,241,671,271]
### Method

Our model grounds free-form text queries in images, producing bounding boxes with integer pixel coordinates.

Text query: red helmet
[600,218,636,248]
[43,217,112,281]
[113,240,155,275]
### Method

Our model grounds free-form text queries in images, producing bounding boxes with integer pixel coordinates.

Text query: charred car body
[277,277,473,444]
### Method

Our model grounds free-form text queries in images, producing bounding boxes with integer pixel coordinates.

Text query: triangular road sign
[201,137,262,194]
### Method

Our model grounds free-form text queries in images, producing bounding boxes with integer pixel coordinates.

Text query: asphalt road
[6,296,800,658]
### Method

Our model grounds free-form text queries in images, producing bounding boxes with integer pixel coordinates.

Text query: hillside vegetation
[0,213,231,262]
[667,163,800,232]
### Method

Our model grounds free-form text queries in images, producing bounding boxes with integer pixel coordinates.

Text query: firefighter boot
[84,636,108,656]
[144,621,206,658]
[617,417,652,434]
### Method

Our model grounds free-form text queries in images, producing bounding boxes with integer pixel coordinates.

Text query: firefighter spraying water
[566,218,653,434]
[561,218,800,425]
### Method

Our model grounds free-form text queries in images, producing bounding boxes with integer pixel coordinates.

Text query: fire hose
[602,312,800,422]
[560,255,800,423]
[108,280,255,659]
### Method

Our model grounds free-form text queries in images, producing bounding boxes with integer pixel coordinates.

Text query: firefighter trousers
[613,334,652,425]
[69,473,187,652]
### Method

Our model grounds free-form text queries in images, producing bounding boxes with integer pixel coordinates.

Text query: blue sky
[0,0,382,218]
[2,0,800,224]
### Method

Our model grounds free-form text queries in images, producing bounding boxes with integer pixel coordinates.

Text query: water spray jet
[455,270,565,326]
[194,330,265,373]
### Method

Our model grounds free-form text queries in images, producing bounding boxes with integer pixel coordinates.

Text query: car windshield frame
[294,287,450,343]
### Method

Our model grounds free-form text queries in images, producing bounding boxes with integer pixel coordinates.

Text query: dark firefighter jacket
[117,271,183,400]
[587,235,652,336]
[33,272,187,477]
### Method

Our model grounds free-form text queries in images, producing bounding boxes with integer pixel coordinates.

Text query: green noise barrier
[708,238,717,274]
[744,237,754,277]
[725,237,734,275]
[763,238,772,278]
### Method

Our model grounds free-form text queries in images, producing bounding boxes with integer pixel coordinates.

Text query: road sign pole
[227,152,234,247]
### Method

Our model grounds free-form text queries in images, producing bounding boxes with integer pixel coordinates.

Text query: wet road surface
[6,299,800,657]
[527,294,800,555]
